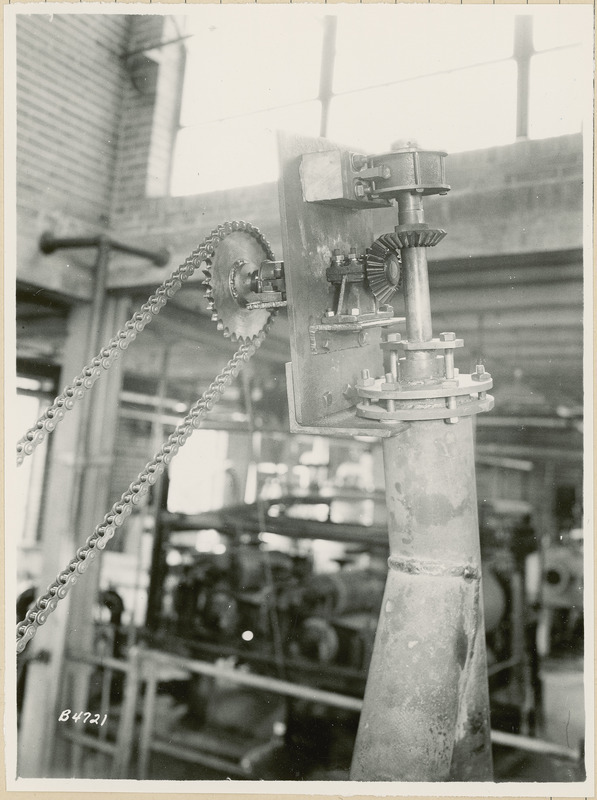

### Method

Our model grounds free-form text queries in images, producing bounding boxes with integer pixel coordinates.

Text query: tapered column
[350,418,493,781]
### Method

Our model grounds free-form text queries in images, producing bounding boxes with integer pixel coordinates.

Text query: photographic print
[4,1,594,796]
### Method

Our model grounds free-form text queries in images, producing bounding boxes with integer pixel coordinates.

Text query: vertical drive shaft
[350,181,493,781]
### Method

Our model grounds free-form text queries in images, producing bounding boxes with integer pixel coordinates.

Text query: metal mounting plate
[277,132,396,425]
[285,364,402,438]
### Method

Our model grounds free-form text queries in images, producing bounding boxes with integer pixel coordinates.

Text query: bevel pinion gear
[364,233,403,306]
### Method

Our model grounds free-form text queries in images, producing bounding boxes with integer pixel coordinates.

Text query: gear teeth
[392,228,446,248]
[365,234,402,306]
[203,220,276,342]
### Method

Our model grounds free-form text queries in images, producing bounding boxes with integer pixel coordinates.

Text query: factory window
[327,61,518,155]
[528,48,588,141]
[171,6,590,196]
[170,10,324,196]
[167,428,230,515]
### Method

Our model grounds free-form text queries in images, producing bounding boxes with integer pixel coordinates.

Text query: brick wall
[112,133,583,266]
[16,14,131,297]
[16,14,130,229]
[15,13,185,298]
[425,133,584,258]
[111,15,185,206]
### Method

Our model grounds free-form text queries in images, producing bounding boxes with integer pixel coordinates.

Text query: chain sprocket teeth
[202,221,275,343]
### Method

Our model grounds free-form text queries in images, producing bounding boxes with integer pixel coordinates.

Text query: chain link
[16,221,271,466]
[15,220,276,652]
[16,313,277,653]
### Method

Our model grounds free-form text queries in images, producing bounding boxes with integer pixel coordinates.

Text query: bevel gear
[202,220,275,342]
[365,234,402,307]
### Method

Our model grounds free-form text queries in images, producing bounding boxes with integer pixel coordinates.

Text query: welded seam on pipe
[388,556,480,580]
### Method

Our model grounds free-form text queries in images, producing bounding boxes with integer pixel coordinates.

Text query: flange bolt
[472,364,490,382]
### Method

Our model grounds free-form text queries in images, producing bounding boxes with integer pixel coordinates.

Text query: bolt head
[439,332,456,342]
[325,308,335,317]
[361,369,370,380]
[476,364,485,374]
[386,332,401,343]
[354,183,365,198]
[351,308,360,317]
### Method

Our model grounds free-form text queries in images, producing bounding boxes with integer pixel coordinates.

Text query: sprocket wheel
[202,221,275,342]
[365,233,402,307]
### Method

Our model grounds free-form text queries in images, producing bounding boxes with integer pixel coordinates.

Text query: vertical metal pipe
[514,16,533,140]
[87,237,112,357]
[397,194,433,343]
[318,16,338,138]
[350,418,493,781]
[401,248,433,343]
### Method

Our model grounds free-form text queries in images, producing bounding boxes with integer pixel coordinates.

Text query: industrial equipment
[16,133,496,781]
[276,134,495,781]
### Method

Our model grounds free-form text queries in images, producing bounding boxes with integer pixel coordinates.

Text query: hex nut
[471,364,490,382]
[359,378,375,388]
[439,331,456,342]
